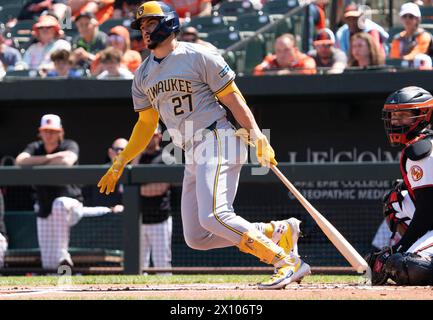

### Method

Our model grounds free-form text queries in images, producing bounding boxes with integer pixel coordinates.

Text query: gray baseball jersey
[131,41,270,251]
[132,41,235,148]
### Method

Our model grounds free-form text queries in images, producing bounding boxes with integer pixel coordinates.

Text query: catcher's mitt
[365,247,393,285]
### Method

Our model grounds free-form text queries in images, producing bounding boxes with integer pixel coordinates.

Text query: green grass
[0,274,364,287]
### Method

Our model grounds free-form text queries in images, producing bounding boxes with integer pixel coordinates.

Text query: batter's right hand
[97,156,126,195]
[255,135,278,167]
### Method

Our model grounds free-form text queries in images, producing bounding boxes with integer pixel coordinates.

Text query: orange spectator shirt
[390,30,432,60]
[253,52,317,75]
[315,4,326,30]
[165,0,210,18]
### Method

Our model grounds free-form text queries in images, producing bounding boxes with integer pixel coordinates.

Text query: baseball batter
[367,86,433,285]
[98,1,310,289]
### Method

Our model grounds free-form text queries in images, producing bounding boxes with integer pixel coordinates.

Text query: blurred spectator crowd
[1,0,433,79]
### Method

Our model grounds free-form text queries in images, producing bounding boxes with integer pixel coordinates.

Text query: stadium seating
[207,29,266,74]
[187,15,231,33]
[0,4,22,23]
[235,13,272,32]
[4,69,40,79]
[9,19,33,37]
[420,6,433,23]
[0,0,18,6]
[386,26,403,42]
[420,23,433,34]
[215,0,258,17]
[99,18,132,33]
[206,29,243,49]
[385,58,410,69]
[262,0,299,15]
[6,20,34,52]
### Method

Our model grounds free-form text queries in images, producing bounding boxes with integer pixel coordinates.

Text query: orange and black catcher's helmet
[383,86,433,147]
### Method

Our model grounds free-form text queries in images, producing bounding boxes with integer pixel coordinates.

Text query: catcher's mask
[382,86,433,147]
[130,1,180,49]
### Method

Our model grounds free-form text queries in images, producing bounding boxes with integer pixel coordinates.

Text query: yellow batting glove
[97,155,126,195]
[255,135,278,167]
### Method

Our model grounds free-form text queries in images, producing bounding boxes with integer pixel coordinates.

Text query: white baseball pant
[37,197,112,270]
[0,233,7,268]
[141,216,172,275]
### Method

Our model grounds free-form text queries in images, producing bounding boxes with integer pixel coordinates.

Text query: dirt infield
[0,283,432,300]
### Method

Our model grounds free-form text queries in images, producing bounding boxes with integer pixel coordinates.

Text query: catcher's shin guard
[384,252,433,285]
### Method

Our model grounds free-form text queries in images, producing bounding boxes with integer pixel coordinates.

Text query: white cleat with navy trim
[258,258,311,290]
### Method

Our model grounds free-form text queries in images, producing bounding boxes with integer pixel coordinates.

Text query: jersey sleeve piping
[214,78,235,95]
[134,105,153,112]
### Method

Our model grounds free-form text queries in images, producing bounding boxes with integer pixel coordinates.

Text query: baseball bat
[270,165,369,274]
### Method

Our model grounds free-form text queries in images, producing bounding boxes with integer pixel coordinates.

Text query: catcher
[367,86,433,285]
[97,1,311,289]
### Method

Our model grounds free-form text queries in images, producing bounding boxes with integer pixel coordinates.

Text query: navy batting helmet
[131,1,180,49]
[383,86,433,146]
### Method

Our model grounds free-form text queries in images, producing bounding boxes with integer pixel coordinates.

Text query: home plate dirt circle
[0,283,432,299]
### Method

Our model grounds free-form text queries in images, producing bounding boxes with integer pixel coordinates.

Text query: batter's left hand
[255,135,278,167]
[97,156,126,195]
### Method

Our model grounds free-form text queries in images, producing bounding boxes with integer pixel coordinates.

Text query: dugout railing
[0,163,400,275]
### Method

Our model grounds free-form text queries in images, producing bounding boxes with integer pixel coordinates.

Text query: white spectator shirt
[23,39,71,70]
[97,67,134,80]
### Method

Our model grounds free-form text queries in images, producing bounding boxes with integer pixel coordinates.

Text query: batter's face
[140,17,160,49]
[390,110,416,126]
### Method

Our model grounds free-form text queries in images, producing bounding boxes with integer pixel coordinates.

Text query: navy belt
[183,121,217,151]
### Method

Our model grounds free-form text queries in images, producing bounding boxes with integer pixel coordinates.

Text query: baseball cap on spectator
[344,3,362,18]
[313,28,335,45]
[108,26,131,49]
[39,114,63,131]
[75,11,97,23]
[399,2,421,18]
[32,15,62,36]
